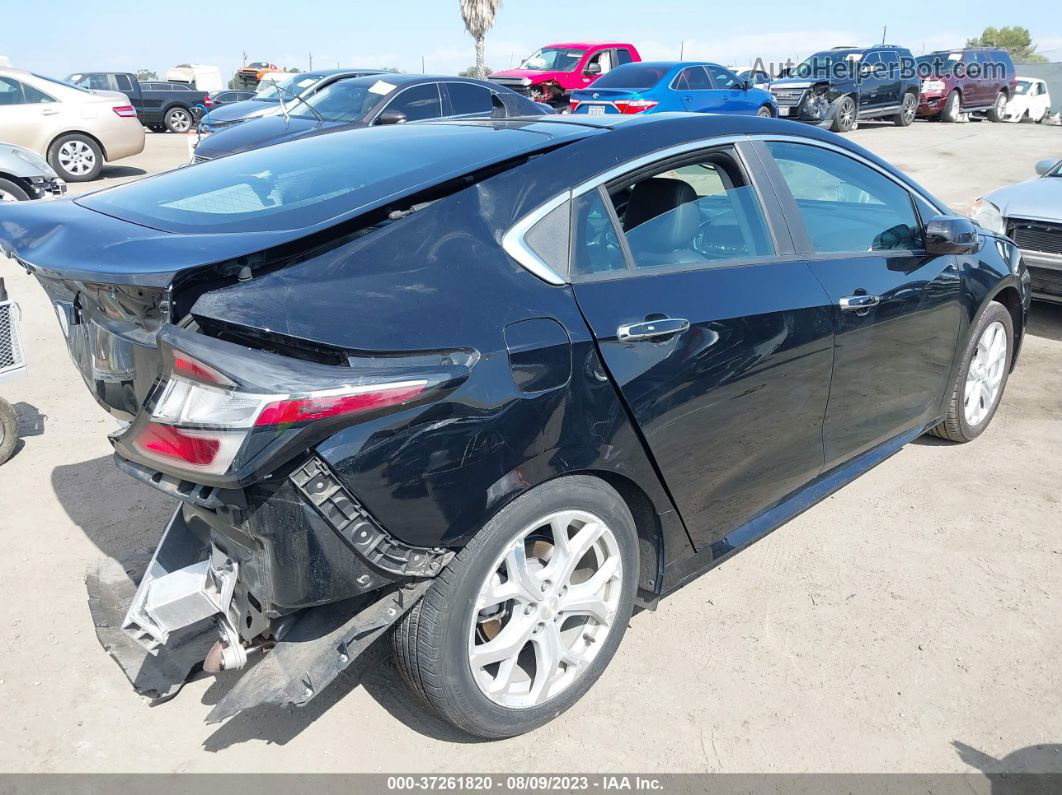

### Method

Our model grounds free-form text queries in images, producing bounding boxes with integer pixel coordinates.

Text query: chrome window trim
[503,131,947,285]
[501,190,572,286]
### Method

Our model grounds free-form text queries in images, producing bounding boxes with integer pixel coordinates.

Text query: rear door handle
[41,108,60,116]
[617,317,690,342]
[839,294,881,311]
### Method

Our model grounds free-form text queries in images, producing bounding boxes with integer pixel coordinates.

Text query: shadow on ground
[1028,302,1062,342]
[954,741,1062,793]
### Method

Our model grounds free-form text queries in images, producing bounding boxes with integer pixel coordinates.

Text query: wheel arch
[47,129,108,162]
[985,283,1024,369]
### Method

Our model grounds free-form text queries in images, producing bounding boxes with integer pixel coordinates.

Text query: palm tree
[460,0,502,79]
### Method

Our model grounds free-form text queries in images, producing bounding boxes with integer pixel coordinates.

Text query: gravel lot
[0,121,1060,774]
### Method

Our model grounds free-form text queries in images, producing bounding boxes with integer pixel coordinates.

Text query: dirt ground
[0,121,1060,774]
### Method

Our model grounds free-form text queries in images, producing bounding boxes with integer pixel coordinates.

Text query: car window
[705,64,741,89]
[383,83,442,122]
[115,74,134,92]
[675,67,710,91]
[587,50,613,75]
[84,74,112,91]
[616,49,633,66]
[593,64,670,91]
[574,148,774,275]
[21,82,54,104]
[0,77,24,105]
[446,82,493,116]
[767,141,921,253]
[572,189,628,275]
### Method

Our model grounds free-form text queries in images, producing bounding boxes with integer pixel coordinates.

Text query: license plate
[778,106,789,116]
[588,105,605,115]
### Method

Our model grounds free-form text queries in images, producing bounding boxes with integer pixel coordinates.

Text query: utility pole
[680,41,685,59]
[242,51,247,66]
[308,52,313,70]
[881,25,887,44]
[422,55,426,74]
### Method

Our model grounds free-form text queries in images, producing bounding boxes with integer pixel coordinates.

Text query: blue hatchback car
[570,61,777,117]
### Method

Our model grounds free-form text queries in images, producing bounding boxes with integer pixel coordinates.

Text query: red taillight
[172,353,230,385]
[204,94,213,108]
[569,100,581,112]
[256,383,426,427]
[614,100,658,114]
[137,422,221,466]
[112,104,138,118]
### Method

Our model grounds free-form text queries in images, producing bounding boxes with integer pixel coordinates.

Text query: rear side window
[446,82,493,116]
[592,64,669,91]
[674,67,710,91]
[0,77,23,105]
[572,189,628,275]
[767,141,921,253]
[84,74,112,91]
[382,83,442,122]
[115,74,134,92]
[616,49,633,66]
[21,82,54,104]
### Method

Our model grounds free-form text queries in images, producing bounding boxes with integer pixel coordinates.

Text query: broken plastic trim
[291,456,454,578]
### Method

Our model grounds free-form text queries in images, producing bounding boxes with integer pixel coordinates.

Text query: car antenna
[270,76,291,123]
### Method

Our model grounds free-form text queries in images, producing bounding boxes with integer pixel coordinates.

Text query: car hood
[0,143,57,179]
[492,68,569,82]
[986,177,1062,223]
[195,115,351,158]
[201,99,276,125]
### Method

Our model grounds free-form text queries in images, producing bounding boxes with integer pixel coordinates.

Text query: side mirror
[741,80,753,91]
[584,62,601,76]
[376,109,407,125]
[1035,158,1059,176]
[925,215,980,254]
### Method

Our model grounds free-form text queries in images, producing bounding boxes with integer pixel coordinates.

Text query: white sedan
[1004,77,1052,123]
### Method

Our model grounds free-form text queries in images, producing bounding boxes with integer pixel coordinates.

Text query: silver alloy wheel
[902,94,916,123]
[946,92,960,118]
[994,93,1007,116]
[0,188,20,202]
[964,320,1007,426]
[168,109,192,132]
[757,106,772,118]
[57,140,96,176]
[468,509,623,709]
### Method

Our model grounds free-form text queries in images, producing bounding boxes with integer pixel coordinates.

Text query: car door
[760,140,962,467]
[675,66,718,113]
[442,81,494,119]
[856,51,885,112]
[0,77,59,153]
[705,64,755,113]
[877,50,903,108]
[568,141,835,549]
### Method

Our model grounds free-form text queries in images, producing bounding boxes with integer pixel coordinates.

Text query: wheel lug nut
[541,580,550,593]
[524,604,534,615]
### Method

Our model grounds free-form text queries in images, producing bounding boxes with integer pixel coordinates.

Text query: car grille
[771,89,806,107]
[491,79,532,98]
[0,300,25,376]
[1029,266,1062,298]
[1009,218,1062,255]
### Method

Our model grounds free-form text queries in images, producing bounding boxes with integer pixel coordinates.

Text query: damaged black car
[0,113,1029,738]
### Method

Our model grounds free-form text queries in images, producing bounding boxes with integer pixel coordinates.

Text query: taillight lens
[204,94,213,108]
[569,100,581,112]
[614,99,658,114]
[131,352,427,476]
[112,105,138,118]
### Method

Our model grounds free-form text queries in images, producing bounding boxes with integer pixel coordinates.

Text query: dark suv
[916,48,1017,122]
[769,45,921,132]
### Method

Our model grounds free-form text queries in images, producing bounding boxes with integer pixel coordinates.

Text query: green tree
[459,65,492,77]
[136,69,158,81]
[284,66,302,73]
[459,0,502,79]
[966,26,1049,63]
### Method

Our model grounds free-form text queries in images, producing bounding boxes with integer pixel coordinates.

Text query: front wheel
[987,91,1008,123]
[894,92,917,126]
[830,96,856,132]
[164,107,194,133]
[0,177,29,202]
[929,302,1013,443]
[393,475,638,738]
[942,90,962,123]
[757,105,774,118]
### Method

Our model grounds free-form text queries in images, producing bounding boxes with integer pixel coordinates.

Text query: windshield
[794,51,862,78]
[916,52,960,78]
[248,62,270,69]
[289,79,382,122]
[255,73,318,102]
[1014,80,1033,95]
[44,73,90,92]
[591,64,669,91]
[519,47,585,72]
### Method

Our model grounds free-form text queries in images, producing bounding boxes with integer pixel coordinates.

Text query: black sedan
[0,113,1029,739]
[191,73,551,161]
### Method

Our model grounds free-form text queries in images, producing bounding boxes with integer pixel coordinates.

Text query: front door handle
[617,317,690,342]
[839,294,881,312]
[41,108,60,116]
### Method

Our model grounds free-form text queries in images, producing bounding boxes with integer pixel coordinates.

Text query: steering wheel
[691,220,738,260]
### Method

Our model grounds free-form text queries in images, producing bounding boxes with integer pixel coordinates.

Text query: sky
[2,0,1059,82]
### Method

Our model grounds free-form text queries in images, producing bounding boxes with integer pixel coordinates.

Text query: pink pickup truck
[491,42,641,110]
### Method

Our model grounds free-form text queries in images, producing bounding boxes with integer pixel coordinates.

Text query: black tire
[0,177,29,202]
[148,123,166,133]
[941,90,962,123]
[830,95,856,133]
[929,301,1013,443]
[987,91,1008,123]
[47,133,103,182]
[392,475,639,739]
[894,91,917,127]
[0,398,18,465]
[757,105,774,118]
[164,106,194,133]
[1036,108,1049,124]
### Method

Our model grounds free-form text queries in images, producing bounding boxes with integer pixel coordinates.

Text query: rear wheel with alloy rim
[165,107,193,133]
[830,96,856,132]
[0,177,29,202]
[929,301,1013,442]
[47,134,102,182]
[392,475,638,738]
[895,92,917,126]
[987,91,1008,122]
